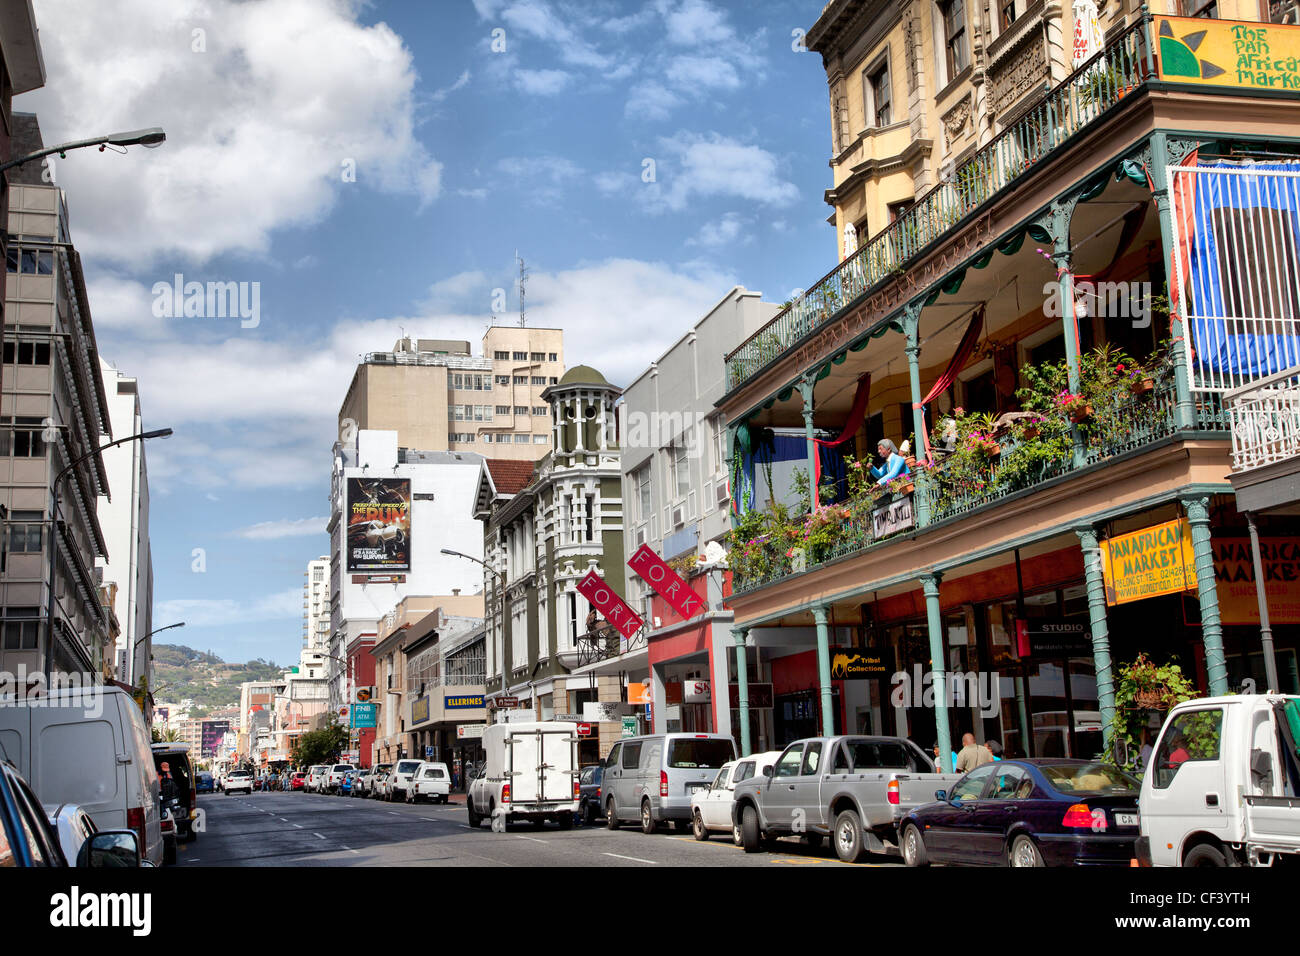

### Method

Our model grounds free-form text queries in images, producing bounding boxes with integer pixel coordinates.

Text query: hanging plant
[1109,653,1202,767]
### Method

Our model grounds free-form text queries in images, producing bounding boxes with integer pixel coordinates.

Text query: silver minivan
[602,733,736,834]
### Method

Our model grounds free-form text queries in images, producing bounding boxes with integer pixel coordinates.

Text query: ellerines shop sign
[627,544,705,621]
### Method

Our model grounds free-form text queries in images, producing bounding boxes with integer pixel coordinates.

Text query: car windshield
[840,740,931,773]
[397,761,421,773]
[426,768,445,778]
[1040,762,1140,795]
[667,739,734,769]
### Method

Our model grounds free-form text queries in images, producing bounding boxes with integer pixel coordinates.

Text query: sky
[19,0,836,667]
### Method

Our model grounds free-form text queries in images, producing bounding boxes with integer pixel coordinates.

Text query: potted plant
[1055,390,1093,423]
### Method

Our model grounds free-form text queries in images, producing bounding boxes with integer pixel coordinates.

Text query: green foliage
[151,643,287,711]
[291,720,348,768]
[1110,653,1202,761]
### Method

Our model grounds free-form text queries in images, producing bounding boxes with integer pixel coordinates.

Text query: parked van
[602,733,736,834]
[468,721,580,828]
[0,684,163,866]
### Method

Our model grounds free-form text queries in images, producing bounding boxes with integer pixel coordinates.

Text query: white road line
[343,847,359,854]
[293,824,304,829]
[313,832,326,840]
[280,818,289,822]
[388,811,401,816]
[603,852,658,864]
[514,835,547,844]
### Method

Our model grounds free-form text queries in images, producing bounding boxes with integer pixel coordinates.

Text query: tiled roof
[485,458,535,496]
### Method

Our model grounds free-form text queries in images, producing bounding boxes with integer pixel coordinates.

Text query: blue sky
[19,0,835,667]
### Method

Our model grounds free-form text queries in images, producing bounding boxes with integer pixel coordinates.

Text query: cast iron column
[812,605,835,736]
[919,572,952,771]
[1076,525,1116,754]
[1183,495,1229,696]
[732,627,751,756]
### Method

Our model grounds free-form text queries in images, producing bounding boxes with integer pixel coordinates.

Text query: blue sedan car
[898,759,1142,867]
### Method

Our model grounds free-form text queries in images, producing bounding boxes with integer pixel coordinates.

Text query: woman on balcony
[870,439,910,486]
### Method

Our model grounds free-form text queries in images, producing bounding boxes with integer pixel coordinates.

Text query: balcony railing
[731,378,1228,595]
[1226,366,1300,471]
[724,17,1155,392]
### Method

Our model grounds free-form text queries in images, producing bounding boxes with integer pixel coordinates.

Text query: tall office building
[303,555,329,649]
[337,327,564,461]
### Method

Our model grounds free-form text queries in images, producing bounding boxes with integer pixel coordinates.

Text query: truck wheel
[732,823,743,846]
[640,800,658,835]
[833,809,868,864]
[1009,835,1043,867]
[1184,843,1233,867]
[693,810,710,841]
[740,805,762,853]
[467,800,481,828]
[901,824,929,867]
[605,798,619,830]
[557,812,574,830]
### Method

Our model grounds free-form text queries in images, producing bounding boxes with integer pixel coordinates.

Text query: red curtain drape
[913,305,985,462]
[811,373,871,508]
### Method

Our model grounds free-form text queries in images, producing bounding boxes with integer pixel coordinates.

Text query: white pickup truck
[467,720,580,830]
[1137,694,1300,867]
[730,735,962,863]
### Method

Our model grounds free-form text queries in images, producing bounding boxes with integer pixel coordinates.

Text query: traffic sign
[576,723,592,737]
[621,716,637,738]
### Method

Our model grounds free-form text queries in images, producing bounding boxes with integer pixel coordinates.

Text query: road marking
[603,852,657,864]
[293,824,304,829]
[280,818,290,822]
[514,835,547,844]
[388,811,401,816]
[313,833,326,840]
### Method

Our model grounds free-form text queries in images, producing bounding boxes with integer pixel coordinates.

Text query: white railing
[1225,365,1300,471]
[1168,162,1300,394]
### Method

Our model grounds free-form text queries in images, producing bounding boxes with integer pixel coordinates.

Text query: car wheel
[640,799,657,835]
[584,802,599,826]
[833,809,868,864]
[901,824,929,867]
[740,805,761,853]
[1184,843,1233,867]
[557,812,573,830]
[732,823,743,846]
[1009,835,1044,867]
[692,810,710,841]
[467,799,481,828]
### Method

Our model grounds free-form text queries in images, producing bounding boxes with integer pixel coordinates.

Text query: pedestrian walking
[955,733,994,773]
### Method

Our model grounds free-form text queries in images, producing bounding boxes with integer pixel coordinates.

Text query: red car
[290,772,307,791]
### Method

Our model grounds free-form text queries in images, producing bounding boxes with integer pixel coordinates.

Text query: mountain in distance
[151,644,287,718]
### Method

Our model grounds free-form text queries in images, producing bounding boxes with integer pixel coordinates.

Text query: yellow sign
[1214,537,1300,625]
[1101,518,1196,606]
[1155,16,1300,91]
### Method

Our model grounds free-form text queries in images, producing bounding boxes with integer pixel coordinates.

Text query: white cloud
[654,133,799,212]
[431,69,472,101]
[514,68,572,95]
[457,187,489,199]
[22,0,443,265]
[687,212,749,248]
[662,0,737,46]
[625,81,681,121]
[665,55,741,91]
[498,1,612,69]
[231,516,328,540]
[154,589,303,627]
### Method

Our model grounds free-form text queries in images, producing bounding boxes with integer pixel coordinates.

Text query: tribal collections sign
[346,477,411,573]
[830,651,889,679]
[1154,16,1300,92]
[576,570,644,639]
[1101,518,1196,606]
[627,544,704,620]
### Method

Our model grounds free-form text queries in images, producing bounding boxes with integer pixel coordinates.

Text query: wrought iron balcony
[1226,366,1300,472]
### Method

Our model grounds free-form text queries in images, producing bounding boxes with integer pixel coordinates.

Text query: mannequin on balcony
[869,439,910,486]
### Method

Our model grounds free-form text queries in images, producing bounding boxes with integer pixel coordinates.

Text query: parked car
[224,770,254,795]
[602,733,737,834]
[195,771,215,794]
[2,761,145,867]
[306,765,330,793]
[897,758,1141,867]
[731,735,961,863]
[577,764,604,825]
[691,751,782,843]
[369,769,390,799]
[385,759,424,802]
[0,684,163,866]
[44,803,102,866]
[152,744,197,842]
[290,771,307,791]
[339,770,356,797]
[325,764,352,794]
[1138,693,1300,867]
[408,761,451,803]
[468,721,579,829]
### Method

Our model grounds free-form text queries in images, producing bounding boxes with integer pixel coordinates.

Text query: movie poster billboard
[346,478,412,572]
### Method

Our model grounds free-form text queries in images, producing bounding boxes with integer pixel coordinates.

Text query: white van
[0,685,163,866]
[468,721,579,829]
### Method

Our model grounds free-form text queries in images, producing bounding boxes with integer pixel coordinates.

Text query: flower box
[1020,425,1040,441]
[1129,377,1155,396]
[893,481,915,496]
[904,456,917,470]
[1068,403,1094,424]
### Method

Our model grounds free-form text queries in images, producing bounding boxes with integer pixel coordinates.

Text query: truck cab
[1138,694,1300,866]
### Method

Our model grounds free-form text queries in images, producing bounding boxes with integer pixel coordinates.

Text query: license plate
[1115,812,1139,826]
[688,783,707,793]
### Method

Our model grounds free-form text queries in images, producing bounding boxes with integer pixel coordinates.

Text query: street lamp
[136,620,184,650]
[441,547,506,702]
[0,127,166,174]
[44,428,173,682]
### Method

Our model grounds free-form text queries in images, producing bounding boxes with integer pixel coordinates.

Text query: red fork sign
[577,571,644,639]
[627,544,704,620]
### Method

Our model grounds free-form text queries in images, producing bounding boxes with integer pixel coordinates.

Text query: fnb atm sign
[445,695,484,709]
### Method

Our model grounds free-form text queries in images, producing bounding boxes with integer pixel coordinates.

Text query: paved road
[177,791,905,867]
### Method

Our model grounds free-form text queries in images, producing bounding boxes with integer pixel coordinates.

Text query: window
[941,0,969,78]
[548,352,558,362]
[949,764,996,801]
[888,200,914,223]
[494,350,509,360]
[1153,709,1223,789]
[514,405,528,415]
[482,433,494,443]
[533,435,547,444]
[532,406,547,416]
[514,376,527,385]
[6,247,53,275]
[531,376,546,385]
[512,351,527,360]
[621,742,642,770]
[530,352,545,361]
[672,441,691,499]
[634,464,651,521]
[868,63,891,127]
[667,739,734,769]
[2,609,39,650]
[549,377,558,384]
[986,764,1032,799]
[1180,0,1217,16]
[774,746,804,778]
[514,434,529,444]
[6,511,43,554]
[733,761,754,784]
[1000,0,1016,30]
[496,405,510,415]
[585,493,595,541]
[3,340,51,365]
[495,375,510,386]
[800,742,823,775]
[3,419,46,458]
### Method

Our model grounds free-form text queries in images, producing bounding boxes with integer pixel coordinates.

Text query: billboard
[346,478,411,572]
[201,719,230,757]
[1154,16,1300,92]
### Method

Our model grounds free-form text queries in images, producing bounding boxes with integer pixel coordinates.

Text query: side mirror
[761,765,773,777]
[78,830,142,868]
[934,789,947,802]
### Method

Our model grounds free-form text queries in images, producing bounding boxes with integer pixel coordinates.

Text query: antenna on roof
[516,251,528,328]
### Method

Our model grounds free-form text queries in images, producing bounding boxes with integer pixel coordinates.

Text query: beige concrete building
[338,327,564,460]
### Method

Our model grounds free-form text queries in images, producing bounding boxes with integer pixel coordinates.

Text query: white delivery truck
[467,720,580,830]
[1137,694,1300,867]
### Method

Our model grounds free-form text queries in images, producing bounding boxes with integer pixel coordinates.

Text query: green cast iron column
[1148,130,1197,431]
[732,627,751,756]
[1076,526,1116,755]
[812,605,835,736]
[798,376,817,505]
[903,303,931,526]
[1183,496,1229,696]
[919,572,952,771]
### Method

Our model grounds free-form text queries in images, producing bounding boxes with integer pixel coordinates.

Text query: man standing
[955,733,993,773]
